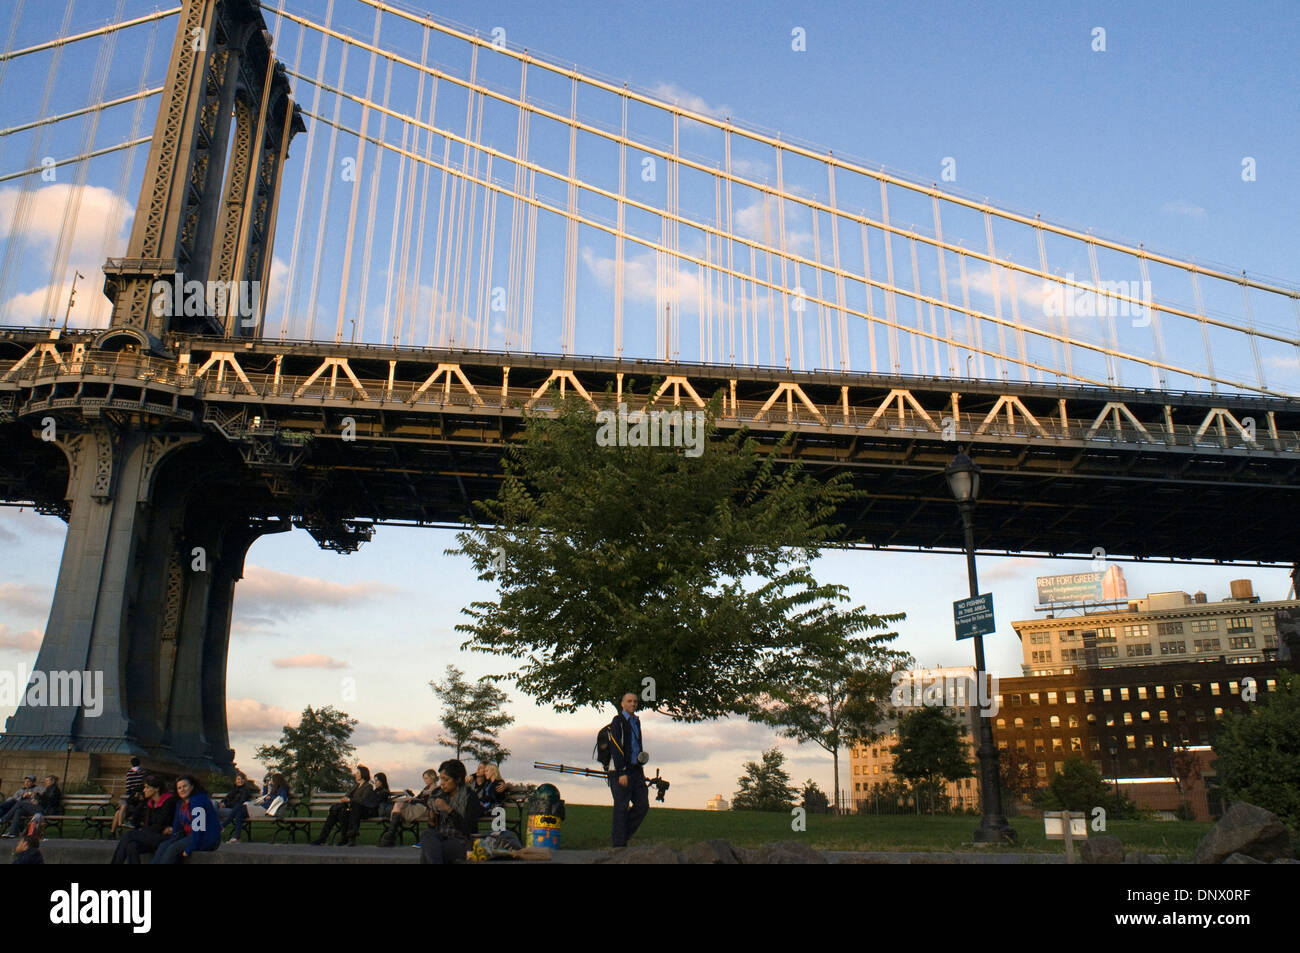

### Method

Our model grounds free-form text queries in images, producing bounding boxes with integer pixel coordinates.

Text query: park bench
[41,794,115,839]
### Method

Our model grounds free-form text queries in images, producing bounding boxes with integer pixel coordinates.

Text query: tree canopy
[254,705,356,797]
[1213,670,1300,830]
[430,664,514,764]
[732,747,798,812]
[452,394,876,721]
[890,706,974,792]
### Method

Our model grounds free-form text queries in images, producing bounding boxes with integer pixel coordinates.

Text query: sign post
[953,593,996,641]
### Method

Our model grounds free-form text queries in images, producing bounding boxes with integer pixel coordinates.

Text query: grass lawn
[525,804,1212,855]
[50,806,1210,858]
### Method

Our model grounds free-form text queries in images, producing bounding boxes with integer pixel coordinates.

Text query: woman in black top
[421,760,480,864]
[111,777,175,864]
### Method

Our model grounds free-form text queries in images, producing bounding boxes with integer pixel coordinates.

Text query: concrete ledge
[41,839,1164,864]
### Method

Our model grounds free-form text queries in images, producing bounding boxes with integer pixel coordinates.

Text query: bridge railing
[0,356,1293,453]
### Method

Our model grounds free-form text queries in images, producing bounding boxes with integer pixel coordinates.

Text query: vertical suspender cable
[277,0,334,339]
[354,54,393,348]
[613,88,626,359]
[407,30,438,347]
[931,196,954,376]
[860,222,877,375]
[304,13,350,341]
[333,8,382,342]
[879,182,900,374]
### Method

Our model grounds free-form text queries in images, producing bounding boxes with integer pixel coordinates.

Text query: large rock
[1078,835,1124,864]
[1223,852,1266,864]
[738,842,826,863]
[1194,803,1293,865]
[1123,851,1166,864]
[600,844,683,864]
[683,839,741,864]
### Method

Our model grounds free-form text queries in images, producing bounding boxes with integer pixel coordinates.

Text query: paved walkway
[39,838,1087,864]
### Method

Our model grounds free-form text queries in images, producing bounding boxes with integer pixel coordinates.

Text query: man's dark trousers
[609,765,649,847]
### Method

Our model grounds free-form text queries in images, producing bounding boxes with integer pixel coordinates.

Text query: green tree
[800,778,830,814]
[1213,670,1300,831]
[732,747,798,812]
[998,745,1041,807]
[430,665,514,764]
[254,705,356,798]
[890,707,973,813]
[452,394,871,721]
[1036,755,1139,818]
[746,618,910,813]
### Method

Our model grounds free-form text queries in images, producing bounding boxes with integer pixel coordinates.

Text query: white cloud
[226,697,297,735]
[647,82,728,120]
[0,582,52,619]
[0,625,41,652]
[232,566,401,631]
[270,653,350,669]
[1162,199,1207,220]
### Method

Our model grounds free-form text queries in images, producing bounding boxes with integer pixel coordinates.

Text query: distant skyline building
[1012,578,1294,676]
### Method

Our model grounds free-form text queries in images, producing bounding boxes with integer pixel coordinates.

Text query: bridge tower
[0,0,303,783]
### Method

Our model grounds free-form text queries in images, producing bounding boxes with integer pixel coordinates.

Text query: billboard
[1036,566,1127,605]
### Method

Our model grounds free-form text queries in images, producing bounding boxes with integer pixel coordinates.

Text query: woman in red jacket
[110,776,174,864]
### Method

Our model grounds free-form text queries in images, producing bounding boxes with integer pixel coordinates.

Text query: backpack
[594,723,613,769]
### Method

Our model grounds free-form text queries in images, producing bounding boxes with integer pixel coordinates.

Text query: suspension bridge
[0,0,1297,777]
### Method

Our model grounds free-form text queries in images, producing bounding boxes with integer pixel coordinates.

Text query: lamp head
[945,451,980,504]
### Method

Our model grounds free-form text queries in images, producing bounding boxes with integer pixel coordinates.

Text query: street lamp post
[1108,742,1120,801]
[945,451,1016,844]
[63,741,74,786]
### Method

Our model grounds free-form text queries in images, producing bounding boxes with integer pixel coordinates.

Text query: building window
[1229,681,1238,695]
[1083,689,1095,703]
[1159,710,1169,723]
[1014,717,1024,728]
[1032,650,1053,663]
[1160,641,1186,655]
[1261,616,1274,630]
[1102,689,1113,702]
[1123,712,1133,725]
[1141,710,1151,721]
[1016,740,1027,752]
[1036,764,1047,779]
[1029,693,1040,704]
[1033,717,1042,729]
[1065,691,1076,704]
[1213,707,1224,718]
[1047,691,1058,704]
[996,718,1006,728]
[1060,630,1080,643]
[1136,686,1148,699]
[1010,694,1021,707]
[1210,682,1221,695]
[1191,619,1218,633]
[1052,738,1063,752]
[1267,679,1277,691]
[1086,713,1097,725]
[1126,734,1136,749]
[1155,685,1166,698]
[1128,644,1153,657]
[1034,739,1045,753]
[1226,616,1253,634]
[1157,621,1184,636]
[1068,715,1080,728]
[1070,736,1082,752]
[1229,636,1256,650]
[1105,714,1116,727]
[1194,639,1221,653]
[1120,687,1130,701]
[1049,715,1061,728]
[1095,627,1116,641]
[1098,646,1119,658]
[1124,624,1151,639]
[1144,734,1154,748]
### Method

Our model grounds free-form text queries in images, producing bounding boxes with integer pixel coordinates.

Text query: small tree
[800,779,830,814]
[745,612,909,814]
[430,665,514,764]
[254,705,356,798]
[1037,755,1139,818]
[1213,670,1300,831]
[732,747,798,812]
[998,745,1041,807]
[890,707,973,814]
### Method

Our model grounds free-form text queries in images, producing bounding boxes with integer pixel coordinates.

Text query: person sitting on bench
[151,776,220,864]
[420,760,481,865]
[472,764,509,814]
[217,770,255,827]
[379,769,437,847]
[311,765,378,846]
[2,775,59,838]
[227,772,289,843]
[111,776,173,864]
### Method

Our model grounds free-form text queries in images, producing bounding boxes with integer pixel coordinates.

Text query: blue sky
[1,0,1298,806]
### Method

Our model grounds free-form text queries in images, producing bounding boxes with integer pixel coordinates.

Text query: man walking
[607,691,650,848]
